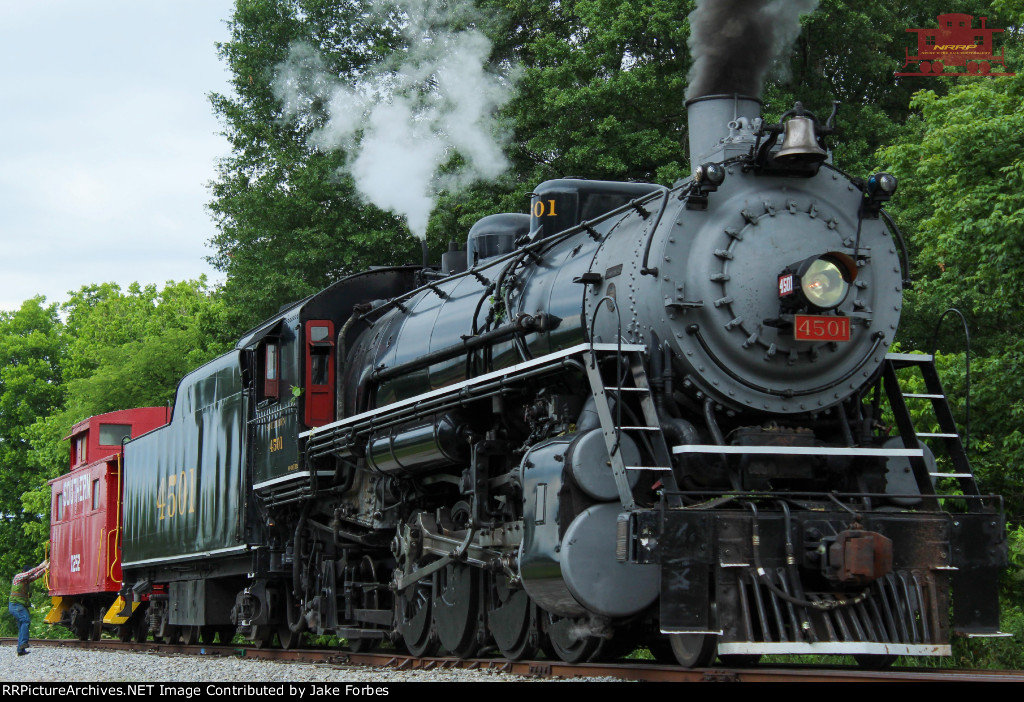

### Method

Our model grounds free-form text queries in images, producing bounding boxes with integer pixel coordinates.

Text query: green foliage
[879,22,1024,520]
[0,299,63,585]
[7,280,233,562]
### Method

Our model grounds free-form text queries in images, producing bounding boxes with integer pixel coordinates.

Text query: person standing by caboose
[9,560,48,656]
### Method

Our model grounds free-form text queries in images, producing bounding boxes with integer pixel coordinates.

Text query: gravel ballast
[0,646,621,683]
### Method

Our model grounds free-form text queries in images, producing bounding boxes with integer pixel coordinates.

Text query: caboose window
[92,479,100,510]
[975,35,985,44]
[947,20,953,27]
[73,435,86,465]
[56,493,63,521]
[926,35,936,45]
[99,423,132,446]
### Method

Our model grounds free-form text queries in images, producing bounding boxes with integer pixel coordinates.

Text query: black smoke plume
[686,0,819,100]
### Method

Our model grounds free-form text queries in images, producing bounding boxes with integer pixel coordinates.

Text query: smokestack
[684,1,819,165]
[686,94,762,165]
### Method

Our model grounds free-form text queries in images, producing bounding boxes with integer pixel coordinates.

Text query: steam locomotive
[51,93,1006,667]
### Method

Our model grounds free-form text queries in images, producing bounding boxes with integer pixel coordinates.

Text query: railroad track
[4,638,1023,682]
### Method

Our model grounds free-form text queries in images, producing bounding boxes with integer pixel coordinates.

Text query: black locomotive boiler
[117,93,1006,667]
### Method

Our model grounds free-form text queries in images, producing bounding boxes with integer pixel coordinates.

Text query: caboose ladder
[582,346,681,509]
[882,353,983,507]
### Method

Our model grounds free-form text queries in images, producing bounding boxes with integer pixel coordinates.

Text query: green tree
[208,0,418,334]
[17,280,234,547]
[432,0,999,243]
[879,43,1024,519]
[0,298,63,610]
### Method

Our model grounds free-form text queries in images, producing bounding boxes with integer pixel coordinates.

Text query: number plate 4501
[794,314,850,342]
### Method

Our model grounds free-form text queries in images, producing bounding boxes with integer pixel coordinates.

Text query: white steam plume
[273,0,516,239]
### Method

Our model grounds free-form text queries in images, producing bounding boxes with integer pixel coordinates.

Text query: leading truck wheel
[669,634,717,668]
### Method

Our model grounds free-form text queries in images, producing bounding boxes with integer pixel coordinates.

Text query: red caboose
[45,407,169,640]
[897,14,1013,76]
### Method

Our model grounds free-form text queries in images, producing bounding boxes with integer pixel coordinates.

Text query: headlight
[801,258,849,309]
[779,252,856,311]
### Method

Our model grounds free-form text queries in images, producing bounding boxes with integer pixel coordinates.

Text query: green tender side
[122,351,249,566]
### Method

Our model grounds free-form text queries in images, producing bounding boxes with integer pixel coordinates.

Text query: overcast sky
[0,1,236,311]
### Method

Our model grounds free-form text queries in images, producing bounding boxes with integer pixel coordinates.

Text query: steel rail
[7,638,1023,683]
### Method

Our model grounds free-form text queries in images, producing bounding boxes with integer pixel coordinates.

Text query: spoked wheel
[200,626,219,645]
[545,614,602,664]
[487,577,539,661]
[118,623,134,642]
[181,625,200,645]
[397,575,439,657]
[162,625,181,645]
[669,634,717,668]
[215,626,236,644]
[433,562,482,659]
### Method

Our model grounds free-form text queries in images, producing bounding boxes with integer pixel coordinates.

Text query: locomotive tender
[102,92,1006,666]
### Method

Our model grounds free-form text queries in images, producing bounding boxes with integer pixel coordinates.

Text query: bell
[776,116,828,163]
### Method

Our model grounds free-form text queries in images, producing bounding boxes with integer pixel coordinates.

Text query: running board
[673,444,924,457]
[717,642,951,656]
